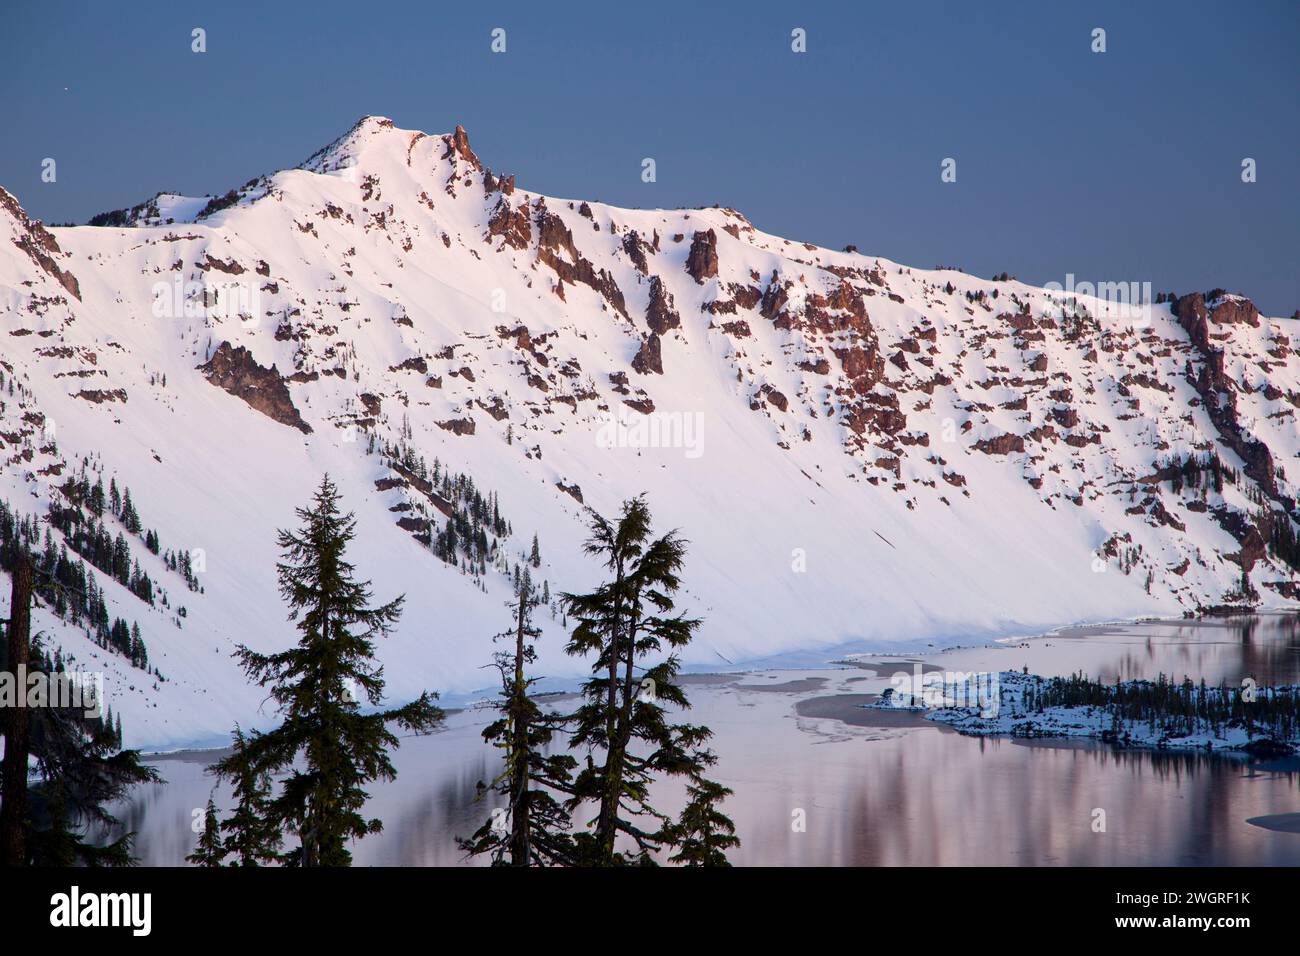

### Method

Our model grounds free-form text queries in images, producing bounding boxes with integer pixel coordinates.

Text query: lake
[118,613,1300,865]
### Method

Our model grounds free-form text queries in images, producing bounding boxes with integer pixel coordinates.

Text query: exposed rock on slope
[199,342,311,434]
[686,229,719,283]
[2,186,80,299]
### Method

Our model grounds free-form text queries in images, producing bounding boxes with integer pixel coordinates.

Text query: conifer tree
[89,478,105,518]
[213,475,444,866]
[187,797,224,866]
[560,496,736,865]
[23,666,159,866]
[120,489,141,535]
[530,534,541,569]
[460,576,575,865]
[213,727,281,866]
[663,777,740,866]
[3,548,158,866]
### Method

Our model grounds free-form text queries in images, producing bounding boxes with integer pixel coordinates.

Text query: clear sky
[2,0,1296,314]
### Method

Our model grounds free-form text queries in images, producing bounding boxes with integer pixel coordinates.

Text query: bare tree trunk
[1,552,34,866]
[596,559,626,863]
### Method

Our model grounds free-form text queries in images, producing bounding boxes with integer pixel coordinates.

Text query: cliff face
[200,342,311,434]
[0,116,1297,748]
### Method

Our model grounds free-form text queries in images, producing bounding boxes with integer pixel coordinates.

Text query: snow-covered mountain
[2,116,1297,750]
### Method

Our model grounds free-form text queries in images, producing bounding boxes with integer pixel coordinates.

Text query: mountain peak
[447,124,480,170]
[299,115,481,178]
[299,114,401,174]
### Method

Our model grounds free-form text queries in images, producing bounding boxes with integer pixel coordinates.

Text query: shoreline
[138,610,1299,757]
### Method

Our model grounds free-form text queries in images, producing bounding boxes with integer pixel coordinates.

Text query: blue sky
[2,0,1296,313]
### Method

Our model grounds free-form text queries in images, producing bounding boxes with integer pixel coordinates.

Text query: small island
[870,671,1300,755]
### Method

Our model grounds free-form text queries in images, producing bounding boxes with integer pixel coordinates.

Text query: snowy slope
[1,116,1297,750]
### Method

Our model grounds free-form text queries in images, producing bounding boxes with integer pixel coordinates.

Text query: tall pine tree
[561,496,736,865]
[212,475,444,866]
[459,573,576,865]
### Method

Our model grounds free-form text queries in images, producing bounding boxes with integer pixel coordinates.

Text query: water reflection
[120,614,1300,866]
[1077,614,1300,687]
[722,730,1299,866]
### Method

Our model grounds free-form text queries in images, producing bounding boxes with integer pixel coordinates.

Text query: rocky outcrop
[974,433,1025,456]
[623,398,655,415]
[535,209,628,318]
[1214,507,1268,571]
[443,124,481,170]
[1208,293,1260,327]
[483,169,516,195]
[760,275,790,319]
[685,229,719,283]
[1050,406,1079,429]
[631,334,663,375]
[199,342,311,433]
[833,344,885,388]
[487,197,531,250]
[843,394,907,437]
[74,388,127,404]
[389,355,429,374]
[622,230,650,274]
[436,417,476,436]
[380,461,456,519]
[200,254,245,275]
[645,275,680,334]
[2,187,81,300]
[1174,292,1287,508]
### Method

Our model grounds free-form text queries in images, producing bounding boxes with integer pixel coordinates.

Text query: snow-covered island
[871,671,1300,754]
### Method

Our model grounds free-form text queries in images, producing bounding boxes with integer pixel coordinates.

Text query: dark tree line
[1271,514,1300,576]
[51,472,162,608]
[1019,670,1300,743]
[1157,451,1234,497]
[1,499,152,671]
[381,439,512,575]
[1152,451,1300,577]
